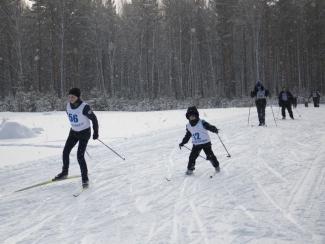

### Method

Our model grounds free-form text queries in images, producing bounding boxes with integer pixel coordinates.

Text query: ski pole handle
[97,139,126,160]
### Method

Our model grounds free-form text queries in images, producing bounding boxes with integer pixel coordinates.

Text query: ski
[73,186,88,197]
[165,173,192,181]
[209,172,218,178]
[15,175,81,193]
[209,168,221,178]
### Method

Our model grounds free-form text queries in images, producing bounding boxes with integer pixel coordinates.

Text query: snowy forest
[0,0,324,111]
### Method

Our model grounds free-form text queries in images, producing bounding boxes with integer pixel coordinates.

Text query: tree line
[0,0,324,108]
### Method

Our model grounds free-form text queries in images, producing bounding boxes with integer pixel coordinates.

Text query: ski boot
[52,172,68,181]
[185,169,193,175]
[82,177,89,189]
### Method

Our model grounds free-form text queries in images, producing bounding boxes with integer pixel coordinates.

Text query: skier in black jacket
[278,87,294,119]
[250,81,270,126]
[53,88,99,188]
[309,90,321,107]
[179,106,220,175]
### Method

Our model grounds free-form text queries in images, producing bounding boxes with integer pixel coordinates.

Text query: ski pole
[270,104,277,127]
[85,149,92,159]
[182,145,206,160]
[248,100,254,126]
[248,106,251,126]
[97,139,126,160]
[216,134,231,158]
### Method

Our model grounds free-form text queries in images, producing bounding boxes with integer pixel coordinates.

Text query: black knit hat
[68,88,81,98]
[186,106,199,119]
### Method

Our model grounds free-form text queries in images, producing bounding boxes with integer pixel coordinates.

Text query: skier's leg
[261,101,266,124]
[62,132,79,174]
[281,105,286,118]
[203,144,219,168]
[256,103,262,124]
[77,138,89,182]
[287,104,294,119]
[187,145,202,171]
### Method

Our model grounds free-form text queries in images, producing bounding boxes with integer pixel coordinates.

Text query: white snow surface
[0,106,324,244]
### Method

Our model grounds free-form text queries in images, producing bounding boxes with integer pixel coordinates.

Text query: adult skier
[179,106,220,175]
[309,89,321,107]
[250,81,270,126]
[53,88,99,188]
[278,87,294,119]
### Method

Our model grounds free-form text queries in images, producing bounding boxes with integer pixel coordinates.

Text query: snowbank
[0,121,41,139]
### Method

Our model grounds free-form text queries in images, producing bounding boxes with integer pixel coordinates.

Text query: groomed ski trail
[0,106,324,243]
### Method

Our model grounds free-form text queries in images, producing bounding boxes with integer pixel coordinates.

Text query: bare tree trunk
[59,0,65,98]
[14,0,24,90]
[108,42,115,97]
[178,17,183,98]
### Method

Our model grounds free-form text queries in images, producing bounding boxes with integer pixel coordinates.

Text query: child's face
[189,115,197,121]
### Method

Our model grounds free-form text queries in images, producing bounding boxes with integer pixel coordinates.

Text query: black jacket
[309,91,321,99]
[250,84,270,100]
[278,91,294,106]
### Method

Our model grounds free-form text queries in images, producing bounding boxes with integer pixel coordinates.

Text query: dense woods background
[0,0,324,111]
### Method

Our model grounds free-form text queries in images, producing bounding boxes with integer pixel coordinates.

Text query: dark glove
[93,131,99,140]
[179,143,184,149]
[213,128,219,134]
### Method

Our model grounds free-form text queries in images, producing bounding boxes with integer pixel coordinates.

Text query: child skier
[179,106,220,175]
[53,88,99,188]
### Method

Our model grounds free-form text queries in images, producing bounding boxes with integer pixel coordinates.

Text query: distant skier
[179,106,220,175]
[250,81,270,126]
[278,87,294,120]
[53,88,99,188]
[309,89,321,107]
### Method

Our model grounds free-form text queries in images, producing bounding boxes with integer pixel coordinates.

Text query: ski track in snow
[0,106,325,243]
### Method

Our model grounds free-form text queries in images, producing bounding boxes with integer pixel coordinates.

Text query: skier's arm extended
[202,120,219,133]
[180,129,191,146]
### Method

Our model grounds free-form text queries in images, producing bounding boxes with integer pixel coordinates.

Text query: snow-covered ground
[0,105,324,244]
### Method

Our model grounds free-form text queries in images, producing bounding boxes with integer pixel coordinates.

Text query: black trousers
[281,102,293,118]
[313,97,320,107]
[62,128,90,180]
[255,99,266,124]
[187,142,219,170]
